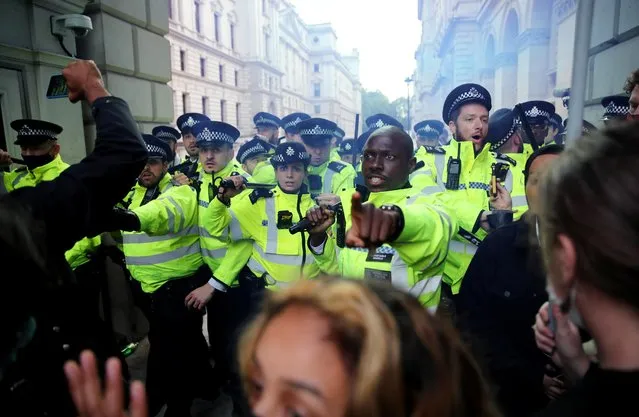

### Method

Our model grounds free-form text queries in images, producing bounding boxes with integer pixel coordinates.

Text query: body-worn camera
[491,162,510,196]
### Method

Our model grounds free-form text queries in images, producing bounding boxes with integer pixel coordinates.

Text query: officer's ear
[162,161,169,172]
[50,142,61,157]
[448,120,457,137]
[407,156,416,173]
[241,162,249,173]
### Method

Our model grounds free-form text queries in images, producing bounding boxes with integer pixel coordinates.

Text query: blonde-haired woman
[64,278,499,417]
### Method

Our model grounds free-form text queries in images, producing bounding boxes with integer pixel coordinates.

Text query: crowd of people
[0,59,638,417]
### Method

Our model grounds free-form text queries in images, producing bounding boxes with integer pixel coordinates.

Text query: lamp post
[404,76,413,130]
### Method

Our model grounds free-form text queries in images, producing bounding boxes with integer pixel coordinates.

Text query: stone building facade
[413,0,639,127]
[168,0,362,139]
[0,0,173,163]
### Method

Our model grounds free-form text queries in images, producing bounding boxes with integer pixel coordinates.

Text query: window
[236,103,241,128]
[200,57,206,77]
[234,70,239,87]
[194,2,201,33]
[220,100,226,122]
[230,23,236,51]
[213,13,220,42]
[264,34,270,60]
[313,83,321,97]
[313,63,320,73]
[179,49,186,71]
[314,104,321,114]
[268,77,273,91]
[219,64,224,82]
[202,96,208,115]
[168,0,173,19]
[182,93,188,113]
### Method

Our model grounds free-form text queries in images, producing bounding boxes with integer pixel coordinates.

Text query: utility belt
[238,265,266,292]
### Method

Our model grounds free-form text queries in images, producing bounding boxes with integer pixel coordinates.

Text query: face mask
[22,153,54,171]
[546,283,585,329]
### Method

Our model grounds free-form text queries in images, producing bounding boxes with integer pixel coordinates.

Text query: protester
[533,122,639,416]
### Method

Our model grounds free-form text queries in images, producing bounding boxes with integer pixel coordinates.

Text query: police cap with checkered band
[152,125,181,144]
[280,112,311,134]
[11,119,63,146]
[191,120,241,149]
[297,117,338,147]
[442,83,492,124]
[142,134,172,162]
[176,113,210,135]
[486,109,519,151]
[253,112,282,129]
[333,126,345,140]
[337,138,355,155]
[270,142,310,168]
[414,120,444,137]
[365,114,404,131]
[601,95,630,120]
[520,100,555,125]
[236,136,271,164]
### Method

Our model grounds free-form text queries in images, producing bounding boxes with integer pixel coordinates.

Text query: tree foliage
[362,89,409,128]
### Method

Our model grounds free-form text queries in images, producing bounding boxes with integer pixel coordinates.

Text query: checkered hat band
[525,107,551,119]
[284,117,303,129]
[180,116,199,130]
[239,144,268,163]
[491,121,518,150]
[448,87,486,120]
[155,131,178,140]
[255,117,279,127]
[196,128,235,144]
[146,143,167,159]
[350,245,396,255]
[18,127,58,138]
[368,119,388,130]
[605,102,629,115]
[417,125,438,135]
[272,147,310,163]
[299,127,335,136]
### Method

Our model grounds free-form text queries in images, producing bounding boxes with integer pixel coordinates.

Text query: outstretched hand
[64,350,148,417]
[345,192,401,248]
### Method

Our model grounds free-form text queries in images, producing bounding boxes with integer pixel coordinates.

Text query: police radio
[445,142,462,190]
[491,162,510,197]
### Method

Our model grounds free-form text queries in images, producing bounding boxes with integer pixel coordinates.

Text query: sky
[291,0,422,101]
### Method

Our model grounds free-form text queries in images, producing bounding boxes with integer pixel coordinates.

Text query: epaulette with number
[494,153,517,166]
[249,188,273,205]
[327,161,347,173]
[423,145,446,154]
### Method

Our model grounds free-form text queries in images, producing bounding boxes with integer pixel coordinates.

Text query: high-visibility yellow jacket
[204,186,319,290]
[122,173,203,293]
[307,160,356,197]
[312,187,457,312]
[429,139,495,294]
[330,148,341,162]
[494,152,528,218]
[249,159,277,184]
[65,236,102,270]
[2,154,69,192]
[411,145,445,196]
[197,161,252,275]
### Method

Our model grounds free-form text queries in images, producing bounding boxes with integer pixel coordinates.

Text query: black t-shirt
[538,364,639,417]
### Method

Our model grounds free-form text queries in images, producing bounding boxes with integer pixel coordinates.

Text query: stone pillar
[479,68,495,99]
[78,0,173,150]
[517,28,551,101]
[493,52,518,109]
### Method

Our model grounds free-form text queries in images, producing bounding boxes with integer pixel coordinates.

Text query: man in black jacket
[0,59,147,416]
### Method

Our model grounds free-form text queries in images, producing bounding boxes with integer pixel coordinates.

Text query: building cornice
[244,59,285,76]
[171,72,249,93]
[518,28,550,50]
[0,43,73,68]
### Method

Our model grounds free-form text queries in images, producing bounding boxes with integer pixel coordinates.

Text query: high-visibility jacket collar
[27,154,66,177]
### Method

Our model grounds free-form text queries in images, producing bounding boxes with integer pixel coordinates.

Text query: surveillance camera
[51,14,93,38]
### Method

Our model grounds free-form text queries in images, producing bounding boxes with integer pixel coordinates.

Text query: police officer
[337,138,355,165]
[297,117,356,198]
[253,112,282,147]
[487,108,528,216]
[152,125,181,168]
[411,119,447,194]
[601,95,630,125]
[170,112,210,180]
[433,83,511,297]
[520,100,555,147]
[1,119,68,193]
[235,136,271,175]
[331,126,345,161]
[112,133,215,417]
[306,126,456,312]
[280,112,310,143]
[548,113,564,145]
[557,118,597,142]
[0,59,147,416]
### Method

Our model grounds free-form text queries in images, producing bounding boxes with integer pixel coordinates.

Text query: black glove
[105,207,141,232]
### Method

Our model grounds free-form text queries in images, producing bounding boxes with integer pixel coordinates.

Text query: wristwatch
[379,204,404,241]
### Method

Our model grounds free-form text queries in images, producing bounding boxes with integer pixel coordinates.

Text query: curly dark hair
[623,68,639,94]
